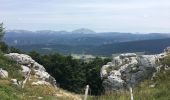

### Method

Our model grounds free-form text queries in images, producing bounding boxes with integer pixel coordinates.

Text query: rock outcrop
[5,53,56,86]
[101,47,170,91]
[0,68,8,78]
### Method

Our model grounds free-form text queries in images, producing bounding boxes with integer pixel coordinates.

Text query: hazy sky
[0,0,170,33]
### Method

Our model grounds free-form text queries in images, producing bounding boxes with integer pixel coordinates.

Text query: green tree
[29,51,41,63]
[0,42,8,53]
[85,57,111,95]
[0,22,8,53]
[9,47,21,53]
[0,23,5,41]
[29,51,111,95]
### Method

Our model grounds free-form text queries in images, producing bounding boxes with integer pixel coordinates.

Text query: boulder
[11,79,18,85]
[5,53,35,65]
[5,53,57,87]
[100,65,110,78]
[32,81,50,86]
[33,62,45,71]
[101,50,168,91]
[34,70,50,80]
[0,68,8,78]
[21,65,30,78]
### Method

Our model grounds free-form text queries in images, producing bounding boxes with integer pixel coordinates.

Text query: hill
[95,38,170,55]
[4,30,170,46]
[10,38,170,56]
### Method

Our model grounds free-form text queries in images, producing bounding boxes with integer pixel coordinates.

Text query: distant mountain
[72,28,96,34]
[12,38,170,56]
[4,29,170,46]
[95,38,170,55]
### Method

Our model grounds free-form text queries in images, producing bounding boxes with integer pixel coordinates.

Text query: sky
[0,0,170,33]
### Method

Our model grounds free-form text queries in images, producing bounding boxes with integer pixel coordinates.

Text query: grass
[88,70,170,100]
[0,83,62,100]
[0,78,81,100]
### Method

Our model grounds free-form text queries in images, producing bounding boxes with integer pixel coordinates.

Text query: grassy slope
[0,51,81,100]
[89,55,170,100]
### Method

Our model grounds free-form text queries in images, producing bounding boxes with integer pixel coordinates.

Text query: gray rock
[5,53,57,87]
[5,53,35,65]
[38,97,43,100]
[32,80,50,86]
[21,65,30,78]
[103,78,124,91]
[0,68,8,78]
[11,79,19,85]
[101,49,169,91]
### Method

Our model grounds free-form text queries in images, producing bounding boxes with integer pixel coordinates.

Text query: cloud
[0,0,170,33]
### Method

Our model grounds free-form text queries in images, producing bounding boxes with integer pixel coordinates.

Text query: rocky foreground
[0,53,81,100]
[101,47,170,91]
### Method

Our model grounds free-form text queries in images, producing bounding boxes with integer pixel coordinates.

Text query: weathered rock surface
[32,80,50,86]
[11,79,21,86]
[5,53,56,86]
[101,47,170,91]
[0,68,8,78]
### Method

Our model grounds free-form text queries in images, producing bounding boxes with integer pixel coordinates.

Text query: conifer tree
[0,23,5,41]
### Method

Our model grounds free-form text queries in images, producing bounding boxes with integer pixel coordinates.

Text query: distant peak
[72,28,96,34]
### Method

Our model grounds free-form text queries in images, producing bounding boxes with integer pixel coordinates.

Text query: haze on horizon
[0,0,170,33]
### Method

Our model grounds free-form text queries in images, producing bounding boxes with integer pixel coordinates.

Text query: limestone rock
[11,79,21,86]
[32,80,50,86]
[21,65,30,78]
[101,48,170,91]
[5,53,35,65]
[0,68,8,78]
[5,53,56,86]
[34,70,50,80]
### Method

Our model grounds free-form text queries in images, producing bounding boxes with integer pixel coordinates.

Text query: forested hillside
[12,38,170,55]
[4,30,170,46]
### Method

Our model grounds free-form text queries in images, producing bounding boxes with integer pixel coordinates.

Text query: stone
[37,97,43,100]
[0,68,8,78]
[149,84,155,88]
[5,53,35,65]
[34,70,50,80]
[32,81,50,86]
[119,53,137,58]
[103,78,124,91]
[101,49,169,91]
[5,53,57,87]
[33,62,45,71]
[11,79,19,85]
[21,65,30,77]
[101,65,110,78]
